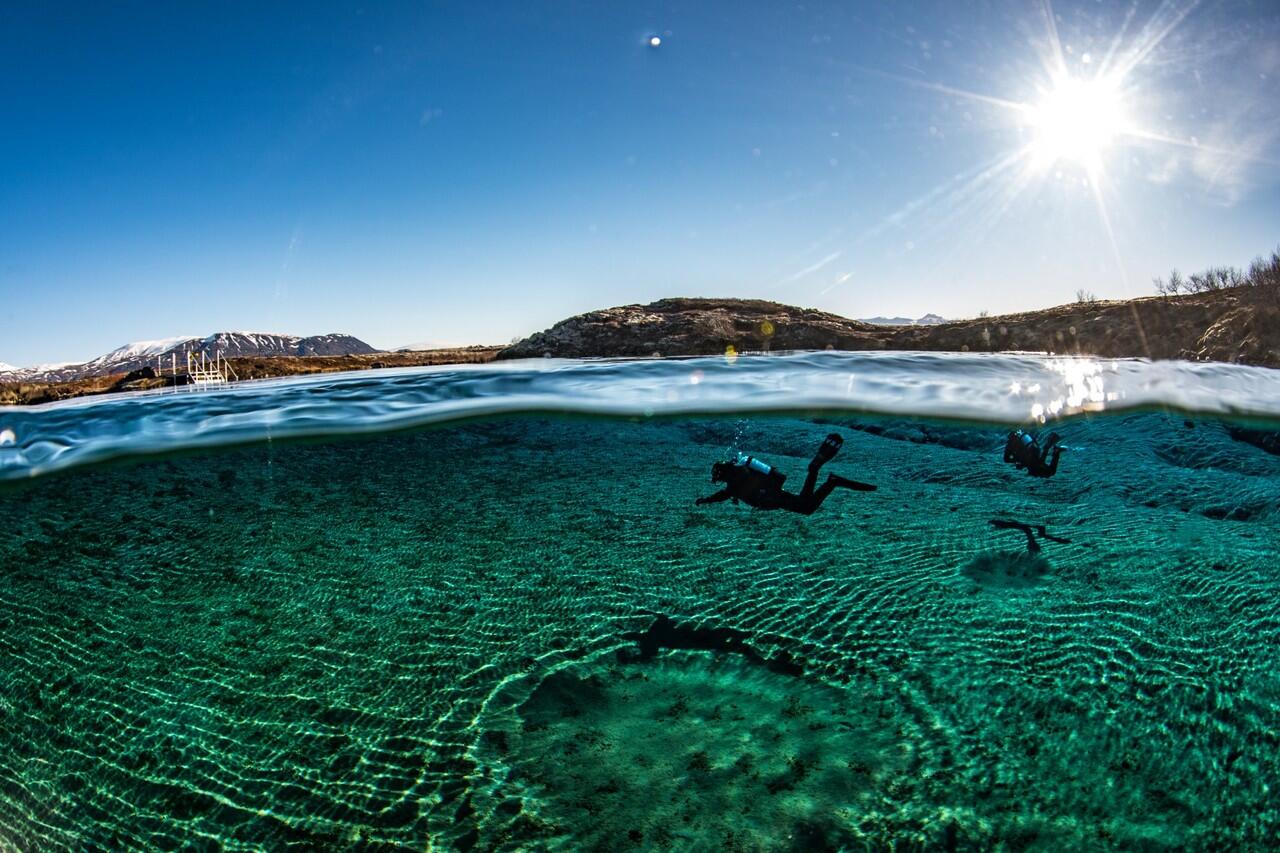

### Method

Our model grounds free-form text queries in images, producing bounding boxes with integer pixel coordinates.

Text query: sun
[1026,74,1128,170]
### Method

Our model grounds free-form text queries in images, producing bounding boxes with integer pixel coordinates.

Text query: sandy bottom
[1,412,1278,849]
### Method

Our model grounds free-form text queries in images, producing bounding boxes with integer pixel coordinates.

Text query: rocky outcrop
[881,288,1280,365]
[500,289,1280,368]
[1185,304,1280,366]
[111,366,159,392]
[499,298,886,359]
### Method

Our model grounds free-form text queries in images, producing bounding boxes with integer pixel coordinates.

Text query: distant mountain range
[0,332,375,383]
[393,339,466,352]
[858,313,947,326]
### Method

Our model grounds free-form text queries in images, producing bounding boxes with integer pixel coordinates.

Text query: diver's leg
[803,471,865,512]
[797,465,820,501]
[827,474,876,492]
[1043,447,1062,476]
[792,480,832,515]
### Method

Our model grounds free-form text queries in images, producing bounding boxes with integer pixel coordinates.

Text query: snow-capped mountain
[859,313,948,326]
[0,361,78,382]
[70,336,198,379]
[195,332,377,360]
[1,332,377,383]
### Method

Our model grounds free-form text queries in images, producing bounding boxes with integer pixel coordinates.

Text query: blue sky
[2,0,1278,366]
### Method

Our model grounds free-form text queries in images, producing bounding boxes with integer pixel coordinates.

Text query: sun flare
[1026,75,1128,170]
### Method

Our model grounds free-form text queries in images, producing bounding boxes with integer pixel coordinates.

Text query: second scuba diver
[1003,429,1064,478]
[695,433,875,515]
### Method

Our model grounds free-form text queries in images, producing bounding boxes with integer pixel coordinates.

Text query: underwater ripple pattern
[1,408,1278,848]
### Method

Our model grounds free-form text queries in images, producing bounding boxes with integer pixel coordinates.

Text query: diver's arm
[695,488,732,505]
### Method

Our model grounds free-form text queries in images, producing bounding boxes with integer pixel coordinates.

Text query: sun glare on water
[1027,75,1128,171]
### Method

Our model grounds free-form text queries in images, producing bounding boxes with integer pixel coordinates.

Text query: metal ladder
[185,350,239,390]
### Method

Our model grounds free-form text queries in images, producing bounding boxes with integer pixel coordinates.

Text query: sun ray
[1087,167,1129,291]
[900,147,1038,251]
[935,145,1046,256]
[1095,1,1142,78]
[850,149,1027,247]
[1104,0,1200,82]
[844,65,1027,112]
[1123,127,1280,168]
[1036,0,1071,81]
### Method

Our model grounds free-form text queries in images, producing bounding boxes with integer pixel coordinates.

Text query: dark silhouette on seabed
[989,519,1072,554]
[696,434,875,515]
[1003,429,1065,478]
[618,614,804,676]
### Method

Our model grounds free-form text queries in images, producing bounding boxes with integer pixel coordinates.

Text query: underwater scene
[2,353,1279,850]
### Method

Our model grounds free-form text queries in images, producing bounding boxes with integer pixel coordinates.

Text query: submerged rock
[1225,426,1280,457]
[471,651,908,850]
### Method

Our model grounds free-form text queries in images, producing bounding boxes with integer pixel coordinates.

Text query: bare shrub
[1153,246,1280,295]
[1246,249,1280,289]
[1154,269,1185,295]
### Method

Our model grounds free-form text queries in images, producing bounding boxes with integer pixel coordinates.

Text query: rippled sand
[1,412,1278,848]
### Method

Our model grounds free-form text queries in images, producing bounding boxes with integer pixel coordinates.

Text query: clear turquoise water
[1,354,1278,849]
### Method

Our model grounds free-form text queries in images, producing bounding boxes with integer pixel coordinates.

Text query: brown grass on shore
[0,346,502,406]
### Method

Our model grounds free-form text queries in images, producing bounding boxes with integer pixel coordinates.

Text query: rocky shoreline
[4,286,1276,406]
[499,289,1280,367]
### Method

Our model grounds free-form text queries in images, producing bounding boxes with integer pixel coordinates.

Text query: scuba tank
[736,452,773,476]
[735,453,787,486]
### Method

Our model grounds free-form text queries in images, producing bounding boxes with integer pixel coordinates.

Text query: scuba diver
[989,519,1071,554]
[1003,429,1064,478]
[695,433,875,515]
